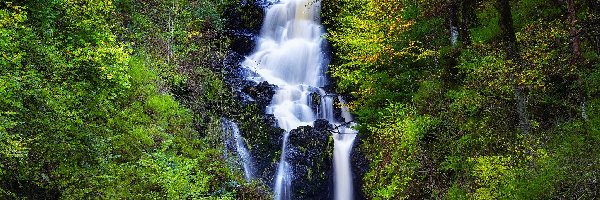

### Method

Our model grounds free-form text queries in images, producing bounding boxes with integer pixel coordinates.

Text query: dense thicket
[0,0,270,198]
[323,0,600,198]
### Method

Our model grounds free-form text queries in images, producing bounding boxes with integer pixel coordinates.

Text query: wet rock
[224,51,245,70]
[333,95,344,122]
[351,134,368,200]
[221,52,249,93]
[286,119,334,199]
[224,1,264,34]
[239,118,285,184]
[242,81,276,110]
[261,114,277,127]
[312,119,331,132]
[310,92,321,111]
[229,31,257,55]
[221,0,263,87]
[224,0,264,55]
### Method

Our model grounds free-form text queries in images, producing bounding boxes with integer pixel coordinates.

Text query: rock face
[233,109,284,185]
[243,81,276,111]
[220,0,287,188]
[351,134,368,200]
[287,119,334,199]
[229,31,257,56]
[221,0,265,101]
[332,96,344,123]
[251,123,285,184]
[224,1,264,56]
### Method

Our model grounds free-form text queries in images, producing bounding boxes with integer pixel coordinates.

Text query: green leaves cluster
[362,103,434,199]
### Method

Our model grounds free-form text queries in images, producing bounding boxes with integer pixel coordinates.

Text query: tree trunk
[567,0,589,121]
[460,0,474,45]
[496,0,531,134]
[568,0,582,61]
[497,0,518,59]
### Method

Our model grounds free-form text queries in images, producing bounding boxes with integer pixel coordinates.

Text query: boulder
[332,96,344,122]
[286,119,334,199]
[242,81,276,110]
[229,31,257,55]
[239,117,286,184]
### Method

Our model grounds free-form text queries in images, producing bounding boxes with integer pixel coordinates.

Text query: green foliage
[326,0,600,198]
[362,103,435,199]
[469,155,514,199]
[1,0,267,198]
[471,2,500,43]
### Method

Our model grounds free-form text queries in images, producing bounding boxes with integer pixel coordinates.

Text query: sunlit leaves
[470,155,514,199]
[457,49,513,95]
[362,103,434,199]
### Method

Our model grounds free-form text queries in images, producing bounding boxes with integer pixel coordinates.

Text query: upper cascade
[242,0,326,90]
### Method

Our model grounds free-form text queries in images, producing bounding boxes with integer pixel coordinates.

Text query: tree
[496,0,531,134]
[460,0,476,45]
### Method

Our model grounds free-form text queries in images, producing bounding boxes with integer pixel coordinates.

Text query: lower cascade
[221,118,256,182]
[241,0,357,199]
[333,97,357,200]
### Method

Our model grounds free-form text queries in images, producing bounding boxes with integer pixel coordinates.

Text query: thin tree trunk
[460,0,474,45]
[568,0,582,61]
[497,0,518,59]
[496,0,531,134]
[168,0,177,64]
[567,0,589,121]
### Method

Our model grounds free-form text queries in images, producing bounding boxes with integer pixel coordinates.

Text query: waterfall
[221,118,256,182]
[451,25,459,46]
[333,97,357,200]
[273,131,292,200]
[242,0,356,198]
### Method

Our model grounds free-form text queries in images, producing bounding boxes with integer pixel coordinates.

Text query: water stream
[333,97,357,200]
[221,118,256,182]
[241,0,356,199]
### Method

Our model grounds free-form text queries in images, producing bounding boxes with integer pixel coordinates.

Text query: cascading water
[241,0,356,199]
[333,97,357,200]
[221,118,256,182]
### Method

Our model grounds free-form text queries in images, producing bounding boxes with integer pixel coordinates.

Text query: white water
[242,0,356,198]
[221,118,255,182]
[333,97,357,200]
[451,26,459,46]
[273,131,292,200]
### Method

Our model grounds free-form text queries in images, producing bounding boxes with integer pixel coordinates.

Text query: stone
[286,119,334,199]
[242,81,276,111]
